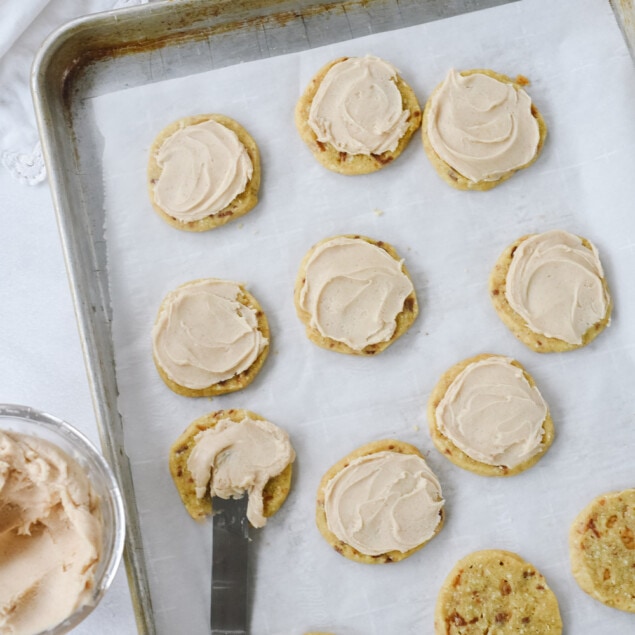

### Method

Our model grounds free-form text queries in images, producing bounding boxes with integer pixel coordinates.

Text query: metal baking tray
[31,0,635,633]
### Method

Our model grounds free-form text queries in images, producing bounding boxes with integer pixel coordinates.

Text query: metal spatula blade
[211,495,250,635]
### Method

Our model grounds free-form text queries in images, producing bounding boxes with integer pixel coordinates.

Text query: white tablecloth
[0,2,140,633]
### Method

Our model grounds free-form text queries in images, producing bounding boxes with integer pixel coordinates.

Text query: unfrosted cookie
[152,278,269,397]
[428,354,554,476]
[148,114,260,231]
[295,55,422,175]
[435,549,563,634]
[422,69,547,190]
[569,489,635,613]
[169,409,294,528]
[316,439,444,564]
[489,229,612,352]
[294,235,418,355]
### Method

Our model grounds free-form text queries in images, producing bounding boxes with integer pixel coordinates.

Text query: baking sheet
[89,0,635,632]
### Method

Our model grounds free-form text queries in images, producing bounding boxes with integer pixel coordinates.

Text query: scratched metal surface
[31,0,634,632]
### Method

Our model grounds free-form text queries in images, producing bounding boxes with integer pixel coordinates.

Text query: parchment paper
[91,0,635,632]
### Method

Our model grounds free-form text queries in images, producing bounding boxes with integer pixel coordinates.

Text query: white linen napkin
[0,0,148,185]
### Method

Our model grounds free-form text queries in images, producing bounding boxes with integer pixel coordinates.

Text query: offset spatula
[211,495,250,635]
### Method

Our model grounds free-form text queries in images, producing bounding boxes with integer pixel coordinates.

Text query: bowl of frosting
[0,404,125,635]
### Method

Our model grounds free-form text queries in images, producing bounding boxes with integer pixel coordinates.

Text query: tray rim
[30,0,635,633]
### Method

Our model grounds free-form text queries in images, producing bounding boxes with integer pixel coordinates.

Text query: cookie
[294,235,418,355]
[316,439,444,564]
[489,229,612,352]
[148,114,260,231]
[569,489,635,613]
[152,278,269,397]
[169,409,294,528]
[428,354,554,476]
[422,69,547,190]
[295,55,422,175]
[435,549,563,634]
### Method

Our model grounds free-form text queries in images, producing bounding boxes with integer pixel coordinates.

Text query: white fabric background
[90,0,635,633]
[0,1,144,633]
[0,0,147,184]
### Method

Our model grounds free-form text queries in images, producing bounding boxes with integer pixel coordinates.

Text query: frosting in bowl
[0,431,102,635]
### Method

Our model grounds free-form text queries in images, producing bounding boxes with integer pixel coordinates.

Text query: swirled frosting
[153,119,253,222]
[324,450,444,555]
[308,56,410,155]
[0,432,102,635]
[426,69,540,182]
[505,230,609,344]
[152,279,267,389]
[187,416,295,528]
[435,356,548,468]
[298,237,414,351]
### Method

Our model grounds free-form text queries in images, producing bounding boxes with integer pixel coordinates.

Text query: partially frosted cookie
[428,354,554,476]
[152,278,269,397]
[169,409,295,528]
[316,440,444,564]
[569,489,635,613]
[435,550,563,634]
[148,114,260,231]
[422,69,547,190]
[489,229,612,352]
[294,235,418,355]
[295,55,422,175]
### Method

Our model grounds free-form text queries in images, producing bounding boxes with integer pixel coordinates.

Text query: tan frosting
[427,69,540,182]
[299,237,414,351]
[152,279,267,390]
[186,416,295,528]
[308,56,410,155]
[436,356,548,468]
[505,230,609,344]
[324,451,443,556]
[153,119,253,222]
[0,431,102,635]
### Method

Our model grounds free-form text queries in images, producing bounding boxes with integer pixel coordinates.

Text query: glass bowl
[0,404,126,635]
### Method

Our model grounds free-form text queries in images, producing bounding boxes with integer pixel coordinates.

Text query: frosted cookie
[169,409,295,528]
[294,235,418,355]
[295,55,422,175]
[428,354,554,476]
[489,229,612,352]
[569,489,635,613]
[422,69,547,190]
[316,440,444,564]
[435,549,563,634]
[152,278,269,397]
[148,114,260,231]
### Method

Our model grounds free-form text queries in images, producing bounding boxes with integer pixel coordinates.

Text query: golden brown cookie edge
[295,57,422,175]
[434,549,563,634]
[315,439,444,564]
[427,353,555,476]
[488,234,613,353]
[569,488,635,613]
[148,114,261,231]
[421,69,547,191]
[169,409,293,524]
[294,234,419,356]
[153,279,270,397]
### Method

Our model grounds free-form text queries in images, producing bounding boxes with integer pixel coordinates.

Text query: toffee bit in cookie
[435,550,562,634]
